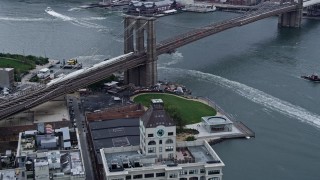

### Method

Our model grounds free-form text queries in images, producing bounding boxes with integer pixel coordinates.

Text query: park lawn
[133,93,216,124]
[0,57,34,74]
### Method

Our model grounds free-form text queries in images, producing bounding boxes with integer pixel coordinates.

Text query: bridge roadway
[0,54,147,120]
[0,2,305,120]
[156,2,298,54]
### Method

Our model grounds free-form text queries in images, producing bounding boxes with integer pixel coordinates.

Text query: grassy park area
[133,93,216,125]
[0,53,49,81]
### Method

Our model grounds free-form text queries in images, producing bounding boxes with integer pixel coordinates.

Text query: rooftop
[140,99,175,128]
[202,115,233,125]
[103,141,223,173]
[0,68,14,71]
[151,99,163,104]
[130,0,174,7]
[89,118,140,150]
[18,126,73,156]
[0,169,15,180]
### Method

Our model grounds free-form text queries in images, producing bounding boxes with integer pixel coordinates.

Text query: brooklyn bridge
[0,0,319,120]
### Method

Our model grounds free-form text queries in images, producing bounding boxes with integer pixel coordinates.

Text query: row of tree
[0,53,49,66]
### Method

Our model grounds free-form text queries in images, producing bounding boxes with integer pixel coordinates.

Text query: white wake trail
[45,9,73,21]
[0,17,48,22]
[159,67,320,128]
[45,8,107,30]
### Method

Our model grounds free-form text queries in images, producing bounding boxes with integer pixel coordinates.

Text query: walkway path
[21,59,59,83]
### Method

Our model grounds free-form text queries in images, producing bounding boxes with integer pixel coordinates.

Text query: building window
[148,147,156,153]
[126,175,131,180]
[148,140,156,145]
[200,169,205,174]
[168,132,174,136]
[169,173,177,178]
[179,170,188,175]
[148,134,153,137]
[159,140,162,144]
[159,147,162,152]
[156,172,165,177]
[133,174,143,179]
[189,169,198,174]
[208,178,220,180]
[144,173,154,178]
[208,170,220,175]
[165,146,174,152]
[165,139,173,144]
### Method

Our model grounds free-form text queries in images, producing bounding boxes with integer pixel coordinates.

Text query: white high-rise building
[140,99,176,159]
[100,99,225,180]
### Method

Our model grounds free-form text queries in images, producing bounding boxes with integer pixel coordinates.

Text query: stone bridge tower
[278,0,303,27]
[123,15,157,87]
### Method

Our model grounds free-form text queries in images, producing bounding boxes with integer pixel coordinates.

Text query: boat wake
[159,67,320,128]
[68,7,82,12]
[0,16,48,22]
[45,7,108,30]
[0,16,106,22]
[81,17,107,21]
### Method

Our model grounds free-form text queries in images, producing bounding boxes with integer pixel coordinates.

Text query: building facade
[140,99,176,159]
[201,116,233,133]
[100,99,225,180]
[0,68,14,88]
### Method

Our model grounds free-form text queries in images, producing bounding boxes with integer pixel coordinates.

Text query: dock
[190,97,255,145]
[204,121,256,145]
[207,121,255,145]
[182,3,217,13]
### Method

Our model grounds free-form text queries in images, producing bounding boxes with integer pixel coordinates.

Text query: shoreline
[132,92,255,143]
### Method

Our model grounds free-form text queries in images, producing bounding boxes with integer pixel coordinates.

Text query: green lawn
[0,53,49,82]
[0,57,34,74]
[133,93,216,124]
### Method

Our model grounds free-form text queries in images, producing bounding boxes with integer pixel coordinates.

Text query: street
[68,96,95,180]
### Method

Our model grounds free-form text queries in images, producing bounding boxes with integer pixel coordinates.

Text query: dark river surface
[1,0,320,179]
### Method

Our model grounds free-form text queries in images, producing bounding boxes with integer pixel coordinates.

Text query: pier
[191,97,255,145]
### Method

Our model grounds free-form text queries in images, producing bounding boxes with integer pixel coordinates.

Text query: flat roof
[39,68,50,72]
[89,118,139,130]
[104,144,220,171]
[151,99,163,104]
[202,115,233,125]
[0,68,14,71]
[0,169,15,179]
[187,146,215,162]
[89,118,140,149]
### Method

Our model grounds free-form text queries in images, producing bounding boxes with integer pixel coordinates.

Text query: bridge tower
[278,0,303,27]
[123,15,157,87]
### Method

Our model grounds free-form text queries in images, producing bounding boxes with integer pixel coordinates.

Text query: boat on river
[301,73,320,82]
[45,7,52,12]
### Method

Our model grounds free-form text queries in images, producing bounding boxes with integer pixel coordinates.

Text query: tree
[165,105,186,130]
[185,136,196,141]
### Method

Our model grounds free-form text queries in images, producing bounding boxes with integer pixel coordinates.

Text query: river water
[1,0,320,179]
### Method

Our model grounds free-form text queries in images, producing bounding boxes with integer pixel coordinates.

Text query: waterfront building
[306,4,320,16]
[100,99,225,180]
[127,0,181,15]
[201,116,233,133]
